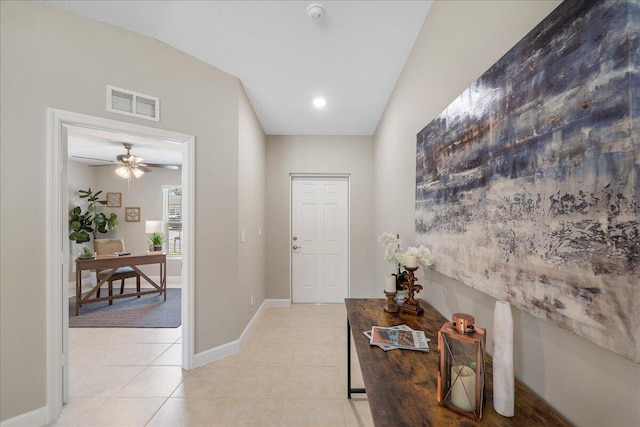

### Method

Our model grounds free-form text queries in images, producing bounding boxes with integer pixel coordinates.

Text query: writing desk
[74,253,166,316]
[345,298,571,426]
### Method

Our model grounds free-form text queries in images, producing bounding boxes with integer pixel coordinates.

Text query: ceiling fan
[72,142,179,180]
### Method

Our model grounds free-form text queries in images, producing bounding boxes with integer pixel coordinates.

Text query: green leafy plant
[68,188,118,243]
[79,246,95,259]
[149,232,165,246]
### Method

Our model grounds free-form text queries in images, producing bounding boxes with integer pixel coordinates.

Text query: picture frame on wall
[125,207,140,222]
[106,192,122,207]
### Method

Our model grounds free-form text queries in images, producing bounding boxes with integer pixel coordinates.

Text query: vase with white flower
[378,232,406,291]
[403,245,436,270]
[378,232,436,305]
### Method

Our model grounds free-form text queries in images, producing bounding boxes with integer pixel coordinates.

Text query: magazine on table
[363,324,414,351]
[365,324,430,352]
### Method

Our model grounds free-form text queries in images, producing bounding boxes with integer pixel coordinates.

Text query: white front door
[291,177,349,303]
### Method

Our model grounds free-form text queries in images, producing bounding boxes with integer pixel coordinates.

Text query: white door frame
[289,173,350,302]
[46,108,196,422]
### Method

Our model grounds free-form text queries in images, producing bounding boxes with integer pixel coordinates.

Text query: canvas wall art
[415,0,639,362]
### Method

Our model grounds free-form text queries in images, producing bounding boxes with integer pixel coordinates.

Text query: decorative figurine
[400,266,423,315]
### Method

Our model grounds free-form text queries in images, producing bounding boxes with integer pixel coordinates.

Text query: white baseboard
[193,339,240,368]
[162,276,183,285]
[238,299,267,346]
[263,299,291,307]
[0,405,48,427]
[193,298,290,367]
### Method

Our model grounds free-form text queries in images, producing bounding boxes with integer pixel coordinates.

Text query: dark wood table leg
[162,259,167,301]
[347,317,366,398]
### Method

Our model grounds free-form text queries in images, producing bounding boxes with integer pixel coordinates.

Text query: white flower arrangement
[378,232,403,265]
[405,245,435,268]
[378,232,435,269]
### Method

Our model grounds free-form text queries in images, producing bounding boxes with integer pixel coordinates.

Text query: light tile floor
[55,304,372,426]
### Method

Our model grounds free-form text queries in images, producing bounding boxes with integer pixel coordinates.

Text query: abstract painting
[415,0,639,362]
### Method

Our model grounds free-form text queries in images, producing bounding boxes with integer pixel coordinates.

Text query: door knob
[292,245,301,250]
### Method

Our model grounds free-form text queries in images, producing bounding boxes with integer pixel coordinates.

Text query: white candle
[450,365,476,412]
[405,254,418,268]
[384,276,396,293]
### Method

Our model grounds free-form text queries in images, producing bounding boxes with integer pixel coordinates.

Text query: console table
[74,253,166,316]
[345,298,571,426]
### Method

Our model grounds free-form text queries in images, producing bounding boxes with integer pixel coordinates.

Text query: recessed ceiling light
[313,97,327,109]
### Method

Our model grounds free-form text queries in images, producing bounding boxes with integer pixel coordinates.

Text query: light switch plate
[241,230,245,243]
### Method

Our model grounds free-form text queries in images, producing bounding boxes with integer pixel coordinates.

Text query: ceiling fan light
[132,167,144,178]
[115,165,130,178]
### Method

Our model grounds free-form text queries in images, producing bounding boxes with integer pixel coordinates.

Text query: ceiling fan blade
[138,166,153,173]
[139,163,180,170]
[72,155,115,163]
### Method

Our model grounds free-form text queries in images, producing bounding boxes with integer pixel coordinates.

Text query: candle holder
[437,314,486,421]
[400,266,423,316]
[384,291,398,313]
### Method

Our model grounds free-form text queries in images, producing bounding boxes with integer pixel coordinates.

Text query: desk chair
[93,238,141,304]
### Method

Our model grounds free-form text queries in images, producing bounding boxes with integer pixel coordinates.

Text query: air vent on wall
[106,85,160,121]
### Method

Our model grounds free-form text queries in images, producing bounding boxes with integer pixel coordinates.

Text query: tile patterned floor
[55,304,372,426]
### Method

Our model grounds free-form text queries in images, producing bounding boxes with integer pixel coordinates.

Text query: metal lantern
[437,313,486,421]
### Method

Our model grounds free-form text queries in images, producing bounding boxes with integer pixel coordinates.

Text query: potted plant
[69,188,118,243]
[149,232,165,251]
[78,245,96,259]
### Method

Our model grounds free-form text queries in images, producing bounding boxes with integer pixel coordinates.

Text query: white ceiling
[67,125,183,167]
[39,0,432,136]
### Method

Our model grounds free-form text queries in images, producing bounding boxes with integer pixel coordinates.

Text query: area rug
[69,288,181,328]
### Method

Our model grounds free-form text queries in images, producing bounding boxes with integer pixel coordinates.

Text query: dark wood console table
[345,298,571,426]
[74,253,166,316]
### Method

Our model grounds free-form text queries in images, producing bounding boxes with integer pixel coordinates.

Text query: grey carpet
[69,288,181,328]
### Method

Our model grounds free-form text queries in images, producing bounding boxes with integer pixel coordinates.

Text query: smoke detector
[307,3,325,21]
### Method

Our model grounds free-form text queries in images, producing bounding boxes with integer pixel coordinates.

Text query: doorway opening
[46,109,195,421]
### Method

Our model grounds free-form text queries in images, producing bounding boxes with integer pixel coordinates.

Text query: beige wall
[238,89,267,326]
[373,1,640,426]
[265,135,374,300]
[0,1,264,421]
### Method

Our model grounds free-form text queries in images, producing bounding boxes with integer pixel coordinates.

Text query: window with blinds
[163,185,182,256]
